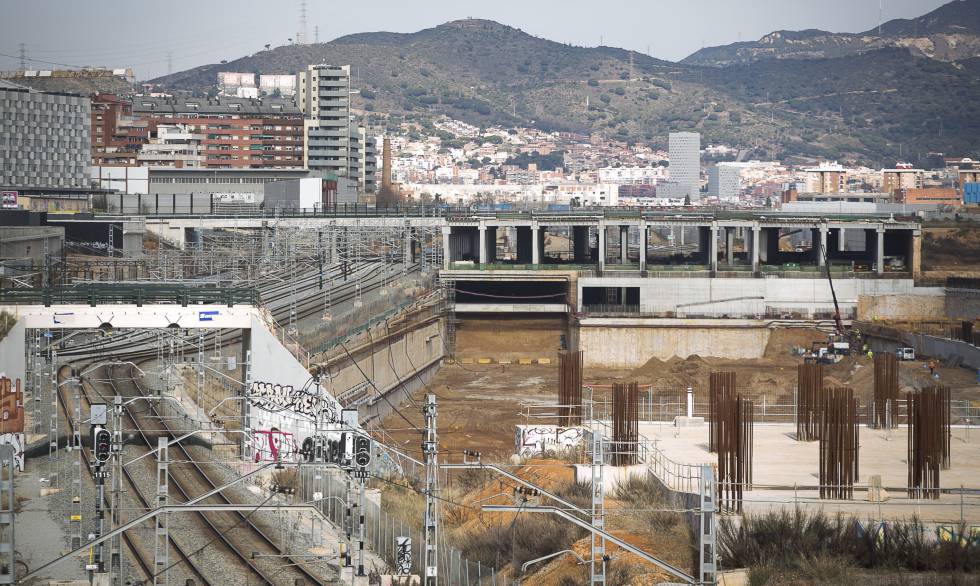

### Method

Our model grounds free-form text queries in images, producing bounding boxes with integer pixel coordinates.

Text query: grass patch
[612,472,683,532]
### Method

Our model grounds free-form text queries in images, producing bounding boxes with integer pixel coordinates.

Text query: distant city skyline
[0,0,950,80]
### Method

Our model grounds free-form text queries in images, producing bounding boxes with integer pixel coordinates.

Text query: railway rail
[53,361,333,585]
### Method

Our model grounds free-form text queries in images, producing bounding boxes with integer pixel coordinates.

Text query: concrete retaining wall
[864,325,980,371]
[325,319,444,417]
[579,320,772,368]
[857,294,946,321]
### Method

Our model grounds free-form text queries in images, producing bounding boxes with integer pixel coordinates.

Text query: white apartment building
[708,163,742,200]
[296,64,376,194]
[137,124,205,169]
[667,132,700,200]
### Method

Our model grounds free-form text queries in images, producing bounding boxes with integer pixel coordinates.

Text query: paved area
[639,422,980,523]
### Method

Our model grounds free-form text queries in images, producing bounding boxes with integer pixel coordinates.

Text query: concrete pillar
[876,227,885,274]
[639,221,647,273]
[679,225,685,246]
[619,225,628,264]
[725,227,735,266]
[478,225,487,265]
[709,223,719,273]
[404,226,413,266]
[911,229,922,277]
[751,226,761,272]
[487,226,496,263]
[532,225,541,265]
[598,222,606,272]
[818,225,828,267]
[441,226,451,269]
[837,227,846,251]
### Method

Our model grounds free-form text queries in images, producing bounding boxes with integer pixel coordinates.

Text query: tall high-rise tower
[297,64,376,197]
[669,131,701,201]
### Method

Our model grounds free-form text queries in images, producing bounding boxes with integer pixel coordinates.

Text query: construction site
[1,206,979,585]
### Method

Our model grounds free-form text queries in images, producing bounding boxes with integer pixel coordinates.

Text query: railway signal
[93,427,111,464]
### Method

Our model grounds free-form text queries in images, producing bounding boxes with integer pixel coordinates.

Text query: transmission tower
[422,394,439,585]
[166,52,173,75]
[314,25,319,44]
[18,43,26,70]
[299,0,308,45]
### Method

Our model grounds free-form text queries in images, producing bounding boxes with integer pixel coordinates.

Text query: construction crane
[805,240,850,364]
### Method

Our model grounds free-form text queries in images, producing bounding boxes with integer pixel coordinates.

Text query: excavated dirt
[383,325,980,461]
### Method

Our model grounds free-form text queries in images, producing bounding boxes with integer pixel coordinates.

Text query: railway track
[108,362,331,585]
[54,363,210,585]
[54,259,422,361]
[55,361,333,585]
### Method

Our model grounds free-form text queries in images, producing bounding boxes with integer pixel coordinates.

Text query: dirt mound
[764,327,829,359]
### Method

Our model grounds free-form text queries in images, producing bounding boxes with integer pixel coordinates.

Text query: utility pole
[422,394,439,586]
[110,396,124,583]
[154,437,169,586]
[69,371,82,552]
[0,444,16,585]
[699,464,717,584]
[590,426,606,585]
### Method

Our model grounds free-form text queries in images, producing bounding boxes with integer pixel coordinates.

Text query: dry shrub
[271,468,297,494]
[456,513,588,572]
[613,473,682,531]
[722,510,980,575]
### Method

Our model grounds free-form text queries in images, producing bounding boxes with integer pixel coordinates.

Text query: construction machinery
[804,240,850,363]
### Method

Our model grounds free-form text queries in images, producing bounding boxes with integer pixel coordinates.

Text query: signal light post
[91,422,111,575]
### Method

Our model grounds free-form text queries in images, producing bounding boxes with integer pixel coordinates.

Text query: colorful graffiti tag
[250,428,297,463]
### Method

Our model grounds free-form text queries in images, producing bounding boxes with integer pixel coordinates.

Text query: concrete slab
[638,422,980,523]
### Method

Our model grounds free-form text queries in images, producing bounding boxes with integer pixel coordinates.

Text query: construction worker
[928,360,936,376]
[867,349,873,360]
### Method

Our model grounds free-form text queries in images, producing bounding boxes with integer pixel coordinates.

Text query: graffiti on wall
[250,428,297,463]
[0,376,25,471]
[514,424,584,457]
[247,381,339,423]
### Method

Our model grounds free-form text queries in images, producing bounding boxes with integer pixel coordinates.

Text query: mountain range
[147,0,980,166]
[684,0,980,66]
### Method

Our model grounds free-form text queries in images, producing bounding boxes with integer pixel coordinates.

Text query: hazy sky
[0,0,950,80]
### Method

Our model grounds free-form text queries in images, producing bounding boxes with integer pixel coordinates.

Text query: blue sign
[199,310,220,322]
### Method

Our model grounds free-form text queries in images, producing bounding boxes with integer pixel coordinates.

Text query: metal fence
[298,465,496,584]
